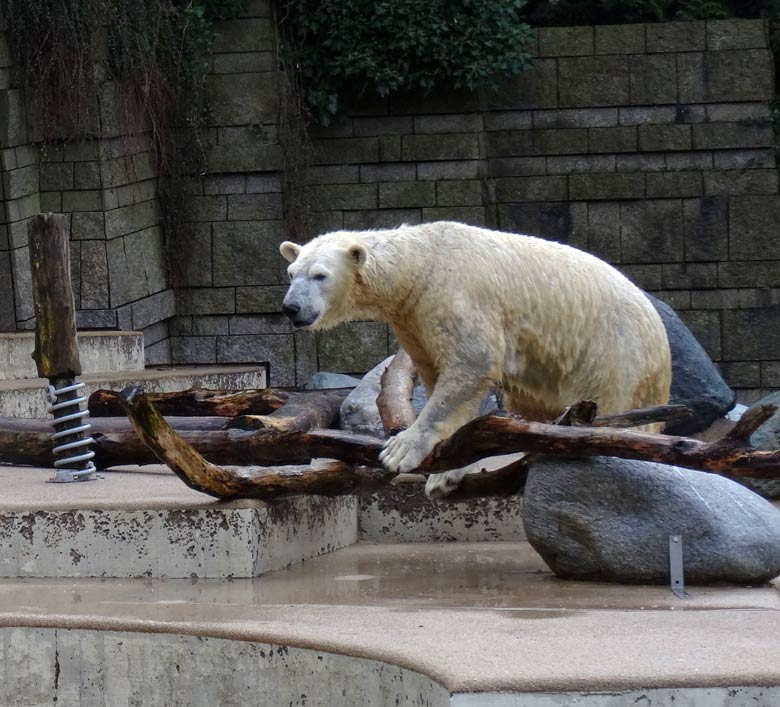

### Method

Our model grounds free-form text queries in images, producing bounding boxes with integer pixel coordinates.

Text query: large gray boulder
[339,355,495,436]
[523,456,780,585]
[646,294,736,435]
[741,392,780,500]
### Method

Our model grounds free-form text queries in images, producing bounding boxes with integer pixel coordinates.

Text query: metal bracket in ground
[669,534,690,599]
[45,382,102,483]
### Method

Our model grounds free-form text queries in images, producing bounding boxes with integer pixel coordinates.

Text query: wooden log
[226,389,348,431]
[376,350,417,436]
[89,387,292,417]
[28,213,80,379]
[117,385,395,500]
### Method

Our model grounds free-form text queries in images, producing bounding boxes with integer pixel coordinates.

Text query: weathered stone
[38,192,61,213]
[484,59,558,110]
[184,195,227,222]
[212,18,273,52]
[546,155,615,174]
[646,21,705,52]
[436,180,483,206]
[378,182,435,208]
[342,209,422,230]
[619,106,677,126]
[587,126,637,153]
[484,111,534,131]
[729,195,780,261]
[353,116,412,137]
[11,247,33,322]
[74,161,101,190]
[179,287,235,316]
[665,152,713,171]
[217,333,295,386]
[629,54,677,104]
[498,203,577,245]
[212,51,274,74]
[569,173,644,201]
[207,73,278,126]
[191,315,228,336]
[203,175,245,195]
[712,148,775,170]
[595,24,645,54]
[707,19,767,50]
[690,289,739,310]
[679,50,773,104]
[104,200,159,239]
[531,128,588,155]
[413,114,483,134]
[661,262,716,290]
[719,361,760,387]
[522,456,780,584]
[313,138,379,165]
[79,241,109,309]
[305,372,361,390]
[246,173,282,193]
[558,56,629,107]
[235,285,286,314]
[539,26,593,56]
[679,309,722,360]
[359,164,416,183]
[723,308,780,361]
[719,262,780,288]
[533,107,618,129]
[317,321,389,373]
[486,157,546,177]
[3,166,39,201]
[206,143,282,173]
[0,251,15,330]
[683,197,728,262]
[227,193,283,220]
[614,154,664,172]
[639,124,692,152]
[171,336,217,364]
[401,134,479,162]
[61,190,102,213]
[212,221,287,286]
[584,201,620,263]
[131,289,175,330]
[620,200,683,263]
[310,184,377,211]
[370,137,396,163]
[494,176,567,203]
[646,172,702,198]
[228,314,289,335]
[704,170,778,196]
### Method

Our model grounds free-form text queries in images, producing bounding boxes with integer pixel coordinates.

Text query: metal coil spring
[46,382,96,477]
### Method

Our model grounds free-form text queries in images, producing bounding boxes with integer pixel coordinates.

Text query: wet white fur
[280,222,672,497]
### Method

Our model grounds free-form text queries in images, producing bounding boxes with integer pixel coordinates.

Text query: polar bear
[280,221,671,497]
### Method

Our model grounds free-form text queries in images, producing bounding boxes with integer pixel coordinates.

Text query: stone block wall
[0,36,174,365]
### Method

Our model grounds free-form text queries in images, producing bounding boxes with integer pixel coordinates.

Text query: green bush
[281,0,534,124]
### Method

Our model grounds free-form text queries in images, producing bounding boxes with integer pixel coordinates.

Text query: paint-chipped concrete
[360,474,525,542]
[0,364,267,417]
[0,331,144,380]
[0,467,356,578]
[0,628,449,707]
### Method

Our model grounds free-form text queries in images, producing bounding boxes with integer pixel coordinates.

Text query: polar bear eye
[312,273,327,282]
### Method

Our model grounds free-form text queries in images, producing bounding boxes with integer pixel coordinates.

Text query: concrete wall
[0,34,174,365]
[170,15,780,400]
[2,11,779,399]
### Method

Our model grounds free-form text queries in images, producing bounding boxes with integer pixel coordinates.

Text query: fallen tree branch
[118,385,394,500]
[376,350,417,436]
[89,387,294,417]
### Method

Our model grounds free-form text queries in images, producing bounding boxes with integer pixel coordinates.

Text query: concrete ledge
[0,364,267,417]
[0,331,144,380]
[0,467,356,578]
[360,476,525,542]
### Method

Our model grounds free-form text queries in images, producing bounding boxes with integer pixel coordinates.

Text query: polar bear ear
[347,243,368,268]
[280,241,302,263]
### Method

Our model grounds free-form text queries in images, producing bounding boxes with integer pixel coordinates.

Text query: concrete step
[0,464,353,578]
[0,330,144,380]
[0,364,267,418]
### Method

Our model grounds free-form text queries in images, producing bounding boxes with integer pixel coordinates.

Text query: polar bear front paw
[379,430,431,473]
[425,468,469,499]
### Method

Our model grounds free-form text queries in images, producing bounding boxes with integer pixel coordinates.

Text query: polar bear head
[279,233,369,329]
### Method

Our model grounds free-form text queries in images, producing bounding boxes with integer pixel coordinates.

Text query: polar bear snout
[282,297,318,328]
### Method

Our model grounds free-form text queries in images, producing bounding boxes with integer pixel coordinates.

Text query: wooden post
[28,213,96,481]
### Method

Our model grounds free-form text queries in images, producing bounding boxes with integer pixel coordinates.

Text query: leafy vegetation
[279,0,535,124]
